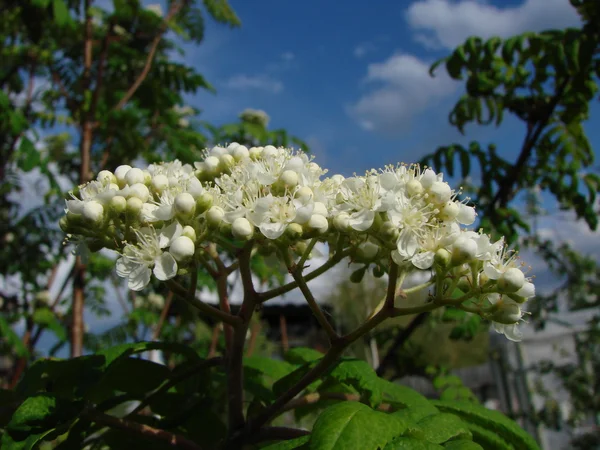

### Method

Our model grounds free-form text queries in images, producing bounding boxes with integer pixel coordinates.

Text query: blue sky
[177,0,596,179]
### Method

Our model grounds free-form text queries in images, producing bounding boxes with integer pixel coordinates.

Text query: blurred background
[1,0,599,448]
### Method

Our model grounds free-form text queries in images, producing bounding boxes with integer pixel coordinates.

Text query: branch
[491,77,570,209]
[375,312,429,377]
[151,291,173,341]
[290,269,338,342]
[87,411,202,450]
[165,279,241,326]
[246,427,310,445]
[281,392,393,414]
[128,357,223,417]
[112,0,187,111]
[88,19,115,124]
[227,241,256,433]
[258,248,352,302]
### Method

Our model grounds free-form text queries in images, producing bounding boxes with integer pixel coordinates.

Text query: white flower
[248,194,297,239]
[115,223,182,291]
[336,176,383,231]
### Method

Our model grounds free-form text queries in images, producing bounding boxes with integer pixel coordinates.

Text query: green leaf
[0,316,29,357]
[96,357,170,397]
[261,435,310,449]
[284,347,324,365]
[97,341,200,368]
[52,0,69,25]
[16,356,105,399]
[202,0,241,26]
[417,413,472,444]
[17,138,41,172]
[2,394,81,449]
[244,356,296,381]
[431,401,540,450]
[443,440,484,450]
[273,362,322,398]
[310,402,407,450]
[32,308,67,341]
[466,423,512,450]
[384,437,444,450]
[327,359,382,406]
[378,379,438,414]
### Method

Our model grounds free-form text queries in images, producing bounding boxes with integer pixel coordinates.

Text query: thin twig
[166,280,241,326]
[151,291,173,341]
[87,410,202,450]
[112,0,187,111]
[227,241,256,434]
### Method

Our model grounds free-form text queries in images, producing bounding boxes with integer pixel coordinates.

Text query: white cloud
[354,42,376,59]
[348,52,457,134]
[224,74,284,94]
[406,0,581,50]
[281,51,295,62]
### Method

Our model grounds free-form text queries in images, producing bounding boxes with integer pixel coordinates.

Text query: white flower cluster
[60,143,535,340]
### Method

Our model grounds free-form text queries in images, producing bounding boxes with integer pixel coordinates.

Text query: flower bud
[232,218,254,240]
[210,145,227,157]
[206,206,224,228]
[170,236,195,261]
[429,181,452,204]
[219,154,235,171]
[356,241,379,262]
[174,192,196,216]
[109,195,127,214]
[491,301,522,324]
[125,168,145,186]
[82,201,104,223]
[313,202,328,217]
[440,202,459,221]
[280,170,299,188]
[114,165,132,186]
[59,216,70,232]
[285,223,303,240]
[379,221,399,241]
[204,156,220,174]
[295,186,314,202]
[249,147,263,160]
[333,212,351,232]
[420,168,437,188]
[182,225,196,242]
[307,214,328,234]
[126,197,143,216]
[498,268,525,292]
[97,170,116,184]
[263,145,277,158]
[451,237,477,265]
[151,174,169,193]
[516,281,535,299]
[232,145,249,161]
[434,248,452,268]
[406,179,423,197]
[196,192,213,214]
[457,204,476,225]
[128,183,150,202]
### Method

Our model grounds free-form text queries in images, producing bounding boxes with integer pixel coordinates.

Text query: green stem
[258,248,352,303]
[296,237,319,271]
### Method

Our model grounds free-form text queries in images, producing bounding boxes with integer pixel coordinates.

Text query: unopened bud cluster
[61,143,535,340]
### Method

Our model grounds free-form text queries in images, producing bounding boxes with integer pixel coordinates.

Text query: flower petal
[128,265,152,291]
[153,252,178,280]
